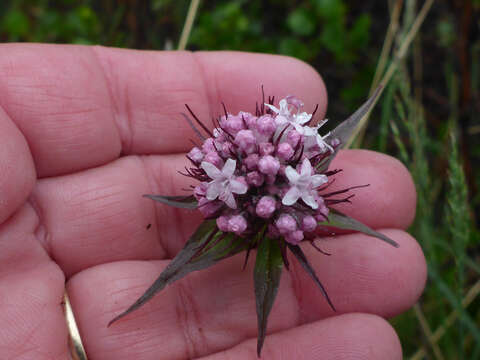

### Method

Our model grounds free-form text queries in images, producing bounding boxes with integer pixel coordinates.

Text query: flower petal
[264,103,280,114]
[302,126,317,136]
[278,99,289,114]
[300,158,312,176]
[222,192,237,209]
[295,112,312,125]
[205,181,222,200]
[285,166,300,184]
[311,174,328,188]
[282,186,301,206]
[222,158,237,178]
[293,123,305,134]
[301,193,318,209]
[274,115,289,126]
[201,161,222,180]
[316,133,334,153]
[230,179,248,194]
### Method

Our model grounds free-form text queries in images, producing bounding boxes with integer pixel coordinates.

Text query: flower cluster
[186,95,345,245]
[110,87,397,359]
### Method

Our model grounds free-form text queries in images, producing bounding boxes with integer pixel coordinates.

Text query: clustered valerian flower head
[185,95,349,245]
[109,87,398,358]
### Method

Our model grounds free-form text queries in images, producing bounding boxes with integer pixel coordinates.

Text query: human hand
[0,44,426,359]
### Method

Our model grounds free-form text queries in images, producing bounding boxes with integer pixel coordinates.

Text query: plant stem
[347,0,435,148]
[178,0,201,51]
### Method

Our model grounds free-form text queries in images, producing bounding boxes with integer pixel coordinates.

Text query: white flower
[265,98,291,124]
[282,158,328,209]
[304,119,334,153]
[201,159,248,209]
[266,99,313,137]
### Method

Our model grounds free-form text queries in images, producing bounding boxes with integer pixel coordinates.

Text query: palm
[0,44,425,360]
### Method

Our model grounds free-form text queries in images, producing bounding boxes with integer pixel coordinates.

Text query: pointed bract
[319,209,399,247]
[287,243,336,311]
[254,237,283,357]
[143,194,198,209]
[108,220,247,326]
[320,86,383,171]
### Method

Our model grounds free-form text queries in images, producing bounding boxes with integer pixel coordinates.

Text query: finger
[0,44,326,177]
[66,229,424,359]
[0,106,36,223]
[328,149,416,229]
[32,150,416,276]
[201,314,401,360]
[0,203,67,358]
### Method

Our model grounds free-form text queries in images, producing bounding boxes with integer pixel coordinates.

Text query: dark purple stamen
[322,184,370,198]
[294,145,305,163]
[182,113,206,141]
[261,85,265,115]
[274,124,290,146]
[185,104,214,138]
[310,241,331,256]
[325,194,355,205]
[222,102,229,121]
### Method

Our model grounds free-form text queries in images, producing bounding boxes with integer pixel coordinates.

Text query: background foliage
[1,0,479,359]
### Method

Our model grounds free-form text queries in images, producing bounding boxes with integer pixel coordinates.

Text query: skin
[0,44,426,360]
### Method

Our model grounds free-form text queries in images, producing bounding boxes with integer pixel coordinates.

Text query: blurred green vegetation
[1,0,480,359]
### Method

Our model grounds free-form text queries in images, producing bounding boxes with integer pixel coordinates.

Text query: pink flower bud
[245,153,259,170]
[202,138,216,153]
[239,111,257,129]
[213,128,226,142]
[198,198,222,217]
[258,155,280,176]
[256,196,276,218]
[285,230,304,245]
[228,215,247,235]
[221,141,235,157]
[219,115,228,128]
[225,115,245,135]
[259,142,275,156]
[314,199,329,221]
[275,214,297,234]
[193,183,207,200]
[216,215,230,232]
[257,115,276,136]
[235,176,248,190]
[246,171,264,187]
[235,130,257,154]
[287,130,302,148]
[277,142,294,161]
[316,204,329,218]
[188,147,204,163]
[302,215,317,232]
[204,151,223,168]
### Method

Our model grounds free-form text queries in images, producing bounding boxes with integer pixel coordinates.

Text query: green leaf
[348,14,371,50]
[287,243,335,311]
[254,237,283,357]
[313,0,347,21]
[287,8,315,36]
[2,9,30,39]
[143,194,198,209]
[278,37,312,61]
[319,209,399,247]
[319,86,382,172]
[109,220,246,325]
